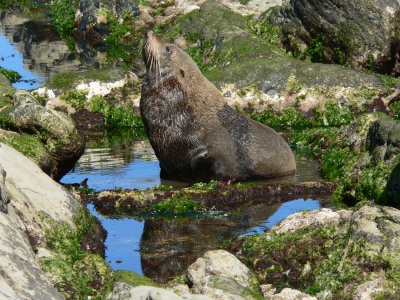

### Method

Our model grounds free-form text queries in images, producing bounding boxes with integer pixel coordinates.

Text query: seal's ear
[180,69,185,78]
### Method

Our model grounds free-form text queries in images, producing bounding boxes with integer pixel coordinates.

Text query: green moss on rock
[97,270,158,299]
[0,74,15,107]
[47,68,126,91]
[233,206,400,298]
[0,132,49,165]
[41,209,111,299]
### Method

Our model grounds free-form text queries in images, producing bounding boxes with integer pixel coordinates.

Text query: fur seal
[140,30,296,183]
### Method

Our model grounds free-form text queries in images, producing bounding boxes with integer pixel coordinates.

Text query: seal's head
[142,30,201,87]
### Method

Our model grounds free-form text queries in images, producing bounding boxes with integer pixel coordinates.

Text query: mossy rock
[232,206,400,298]
[47,67,126,91]
[0,73,15,107]
[164,0,386,94]
[0,90,85,180]
[41,208,111,299]
[0,131,51,170]
[99,270,158,299]
[206,56,385,93]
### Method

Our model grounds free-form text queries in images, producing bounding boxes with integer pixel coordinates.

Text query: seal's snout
[144,30,151,40]
[144,30,158,41]
[143,30,162,74]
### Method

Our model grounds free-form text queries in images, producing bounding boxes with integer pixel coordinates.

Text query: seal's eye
[180,69,185,78]
[166,46,172,54]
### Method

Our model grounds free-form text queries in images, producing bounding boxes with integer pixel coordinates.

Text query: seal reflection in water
[140,31,296,183]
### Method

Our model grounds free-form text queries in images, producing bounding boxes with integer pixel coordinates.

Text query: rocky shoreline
[2,142,400,299]
[1,0,400,299]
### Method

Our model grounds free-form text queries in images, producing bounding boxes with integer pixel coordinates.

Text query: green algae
[95,270,158,300]
[236,209,400,298]
[0,66,21,83]
[140,197,206,219]
[60,89,143,130]
[0,76,15,107]
[41,209,111,299]
[0,132,49,165]
[48,68,127,91]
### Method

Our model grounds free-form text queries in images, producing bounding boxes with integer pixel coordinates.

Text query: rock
[272,0,400,75]
[386,162,400,202]
[0,142,84,299]
[351,206,400,253]
[1,90,85,180]
[353,278,388,300]
[0,166,8,214]
[106,284,183,300]
[271,208,352,235]
[0,142,111,298]
[0,142,81,227]
[232,205,400,298]
[187,249,262,300]
[106,283,215,300]
[169,0,386,112]
[266,287,317,300]
[340,113,381,154]
[0,73,15,104]
[367,118,400,164]
[107,249,263,300]
[0,211,64,300]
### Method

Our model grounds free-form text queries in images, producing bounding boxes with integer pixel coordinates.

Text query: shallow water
[61,134,333,283]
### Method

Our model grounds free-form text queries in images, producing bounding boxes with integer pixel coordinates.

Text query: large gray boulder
[168,0,386,109]
[0,142,83,299]
[271,0,400,75]
[0,143,80,227]
[0,210,64,300]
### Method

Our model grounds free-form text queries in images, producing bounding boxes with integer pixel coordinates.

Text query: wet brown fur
[140,31,296,183]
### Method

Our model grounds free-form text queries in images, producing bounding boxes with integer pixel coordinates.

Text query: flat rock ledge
[89,181,335,215]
